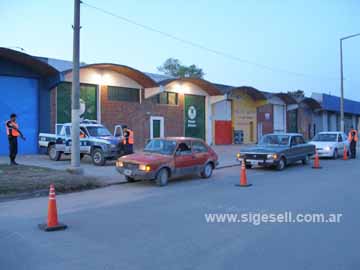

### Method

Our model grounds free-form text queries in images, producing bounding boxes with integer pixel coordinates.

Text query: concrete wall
[230,91,266,144]
[297,103,314,140]
[212,100,231,121]
[64,68,142,89]
[328,113,337,131]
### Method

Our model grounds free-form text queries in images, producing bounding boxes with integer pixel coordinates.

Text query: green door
[153,120,161,138]
[288,110,298,133]
[184,95,205,139]
[57,82,97,124]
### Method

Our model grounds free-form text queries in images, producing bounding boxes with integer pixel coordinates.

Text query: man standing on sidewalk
[348,126,358,159]
[5,113,25,165]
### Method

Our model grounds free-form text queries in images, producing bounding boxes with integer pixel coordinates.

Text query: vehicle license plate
[247,160,258,165]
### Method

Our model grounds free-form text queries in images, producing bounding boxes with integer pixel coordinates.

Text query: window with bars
[152,92,178,105]
[107,86,140,102]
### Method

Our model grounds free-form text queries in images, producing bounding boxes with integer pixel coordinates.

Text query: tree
[157,58,205,78]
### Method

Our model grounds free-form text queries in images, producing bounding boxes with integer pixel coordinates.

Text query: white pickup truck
[39,120,126,166]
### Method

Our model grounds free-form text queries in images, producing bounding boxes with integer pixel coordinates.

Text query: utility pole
[339,33,360,133]
[340,39,344,132]
[68,0,83,174]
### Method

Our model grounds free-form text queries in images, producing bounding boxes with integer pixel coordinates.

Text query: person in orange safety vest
[5,113,25,165]
[123,127,134,154]
[348,126,358,159]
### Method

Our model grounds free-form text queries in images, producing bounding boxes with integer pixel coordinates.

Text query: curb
[216,163,240,170]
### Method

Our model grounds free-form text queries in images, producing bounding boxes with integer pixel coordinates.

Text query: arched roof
[0,47,58,77]
[63,63,157,88]
[158,78,222,96]
[275,93,298,104]
[230,86,267,100]
[301,97,322,110]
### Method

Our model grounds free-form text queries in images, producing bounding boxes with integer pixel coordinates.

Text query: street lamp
[340,33,360,132]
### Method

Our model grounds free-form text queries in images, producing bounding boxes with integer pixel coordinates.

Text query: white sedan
[309,132,349,159]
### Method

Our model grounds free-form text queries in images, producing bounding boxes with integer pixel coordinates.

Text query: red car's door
[174,141,196,175]
[191,140,209,170]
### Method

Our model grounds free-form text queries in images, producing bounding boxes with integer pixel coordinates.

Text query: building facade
[1,48,360,156]
[0,48,58,155]
[50,64,222,149]
[312,93,360,133]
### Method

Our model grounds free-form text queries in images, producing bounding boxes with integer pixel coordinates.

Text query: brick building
[50,64,223,148]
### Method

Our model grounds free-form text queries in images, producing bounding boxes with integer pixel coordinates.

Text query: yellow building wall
[231,92,267,144]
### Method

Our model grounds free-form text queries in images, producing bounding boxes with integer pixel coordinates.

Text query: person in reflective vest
[123,128,134,154]
[5,113,25,165]
[348,126,358,159]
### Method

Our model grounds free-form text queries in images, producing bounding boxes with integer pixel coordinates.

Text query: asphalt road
[1,158,359,270]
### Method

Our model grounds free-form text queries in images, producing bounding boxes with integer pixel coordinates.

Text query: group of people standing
[5,113,136,165]
[4,113,360,164]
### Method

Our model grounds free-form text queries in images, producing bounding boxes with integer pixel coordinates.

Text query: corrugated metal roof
[0,48,58,76]
[144,72,173,83]
[212,83,234,94]
[319,93,360,115]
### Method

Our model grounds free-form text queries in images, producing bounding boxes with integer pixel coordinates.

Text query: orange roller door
[215,120,232,145]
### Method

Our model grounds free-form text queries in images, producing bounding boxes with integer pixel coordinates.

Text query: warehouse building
[50,64,223,148]
[312,93,360,133]
[2,48,360,155]
[0,48,58,155]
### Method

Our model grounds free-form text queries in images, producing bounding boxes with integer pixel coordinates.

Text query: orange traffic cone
[235,159,252,187]
[312,150,322,169]
[39,184,67,231]
[343,146,348,160]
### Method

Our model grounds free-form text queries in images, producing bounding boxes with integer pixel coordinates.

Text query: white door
[150,116,164,139]
[273,105,285,133]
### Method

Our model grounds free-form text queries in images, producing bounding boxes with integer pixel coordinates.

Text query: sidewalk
[211,144,253,168]
[0,144,250,185]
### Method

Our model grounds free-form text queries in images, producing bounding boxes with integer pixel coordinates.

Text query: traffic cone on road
[235,159,252,187]
[343,146,348,160]
[312,150,322,169]
[39,184,67,231]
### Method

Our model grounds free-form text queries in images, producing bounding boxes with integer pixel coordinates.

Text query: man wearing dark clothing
[6,114,25,165]
[348,126,358,159]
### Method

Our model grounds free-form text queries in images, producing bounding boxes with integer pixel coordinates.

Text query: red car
[116,137,218,186]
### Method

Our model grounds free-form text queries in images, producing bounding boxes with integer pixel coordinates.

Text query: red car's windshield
[144,139,177,155]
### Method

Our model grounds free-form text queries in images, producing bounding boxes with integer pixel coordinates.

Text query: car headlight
[236,153,241,159]
[267,154,278,159]
[139,164,151,172]
[324,146,332,151]
[116,161,123,167]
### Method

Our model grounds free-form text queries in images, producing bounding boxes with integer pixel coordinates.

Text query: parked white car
[309,132,349,159]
